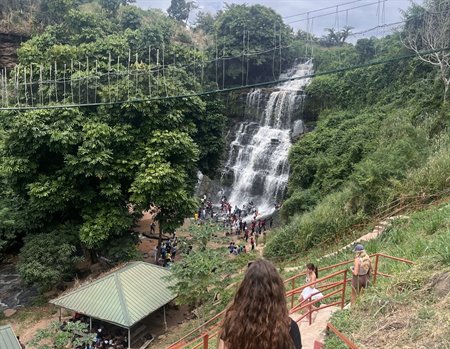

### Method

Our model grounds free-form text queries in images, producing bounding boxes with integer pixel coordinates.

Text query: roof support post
[163,305,168,331]
[89,317,92,331]
[128,328,131,349]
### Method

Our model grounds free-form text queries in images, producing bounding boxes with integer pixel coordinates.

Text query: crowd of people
[87,327,129,349]
[155,235,178,267]
[62,314,138,349]
[221,198,275,254]
[195,194,276,254]
[150,194,278,268]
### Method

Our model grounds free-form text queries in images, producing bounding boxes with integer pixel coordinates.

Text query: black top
[290,319,302,349]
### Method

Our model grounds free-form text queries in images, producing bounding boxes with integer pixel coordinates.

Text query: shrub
[396,136,450,197]
[18,231,80,291]
[265,188,366,258]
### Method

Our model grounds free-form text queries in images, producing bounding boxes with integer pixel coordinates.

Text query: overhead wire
[1,46,449,111]
[287,1,382,24]
[3,1,447,110]
[283,0,364,19]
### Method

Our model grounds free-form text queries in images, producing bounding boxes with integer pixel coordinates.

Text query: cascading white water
[221,61,313,215]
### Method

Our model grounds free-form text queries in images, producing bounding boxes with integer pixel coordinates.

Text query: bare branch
[402,2,450,102]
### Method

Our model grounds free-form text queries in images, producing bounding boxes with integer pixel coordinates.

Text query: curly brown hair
[219,259,295,349]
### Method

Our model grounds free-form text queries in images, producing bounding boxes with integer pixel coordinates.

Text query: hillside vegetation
[264,0,450,260]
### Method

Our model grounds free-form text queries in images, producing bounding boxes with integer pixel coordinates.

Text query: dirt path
[284,215,408,272]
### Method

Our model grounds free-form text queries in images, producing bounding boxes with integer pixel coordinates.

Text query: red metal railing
[167,253,415,349]
[326,323,359,349]
[286,269,349,326]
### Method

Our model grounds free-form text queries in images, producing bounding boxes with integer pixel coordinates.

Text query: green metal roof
[0,325,22,349]
[50,262,176,328]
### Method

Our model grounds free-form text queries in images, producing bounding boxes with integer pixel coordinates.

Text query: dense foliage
[0,1,227,291]
[30,321,95,349]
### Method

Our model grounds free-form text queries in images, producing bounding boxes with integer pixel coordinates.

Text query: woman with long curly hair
[218,259,302,349]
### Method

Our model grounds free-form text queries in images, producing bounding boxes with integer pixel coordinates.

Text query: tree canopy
[0,1,226,291]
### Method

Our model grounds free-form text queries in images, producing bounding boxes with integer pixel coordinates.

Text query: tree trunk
[444,80,449,104]
[156,223,163,264]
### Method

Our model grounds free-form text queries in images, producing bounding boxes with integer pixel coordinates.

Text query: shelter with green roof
[50,261,176,348]
[0,325,22,349]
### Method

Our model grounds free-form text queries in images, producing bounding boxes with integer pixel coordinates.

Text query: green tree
[1,4,226,289]
[194,11,215,34]
[214,4,292,84]
[37,0,79,25]
[355,38,376,62]
[99,0,135,16]
[119,5,142,30]
[167,0,197,23]
[169,223,228,321]
[320,26,353,47]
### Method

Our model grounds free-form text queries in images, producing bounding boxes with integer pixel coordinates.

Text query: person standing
[244,229,249,242]
[172,246,177,260]
[150,222,156,234]
[218,259,302,349]
[298,263,323,308]
[351,244,372,303]
[17,337,25,349]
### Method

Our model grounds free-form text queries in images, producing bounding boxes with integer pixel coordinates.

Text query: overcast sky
[135,0,422,37]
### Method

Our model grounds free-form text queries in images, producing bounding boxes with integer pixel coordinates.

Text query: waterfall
[220,61,313,215]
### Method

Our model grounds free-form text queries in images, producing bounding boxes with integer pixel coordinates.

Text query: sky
[135,0,423,38]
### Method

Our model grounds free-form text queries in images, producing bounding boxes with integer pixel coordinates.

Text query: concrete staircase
[290,306,340,349]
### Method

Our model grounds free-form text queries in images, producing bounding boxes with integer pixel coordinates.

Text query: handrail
[167,253,415,349]
[286,269,347,297]
[326,323,359,349]
[376,252,416,264]
[284,259,354,284]
[168,309,226,347]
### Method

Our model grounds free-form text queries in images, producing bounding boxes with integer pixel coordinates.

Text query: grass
[0,305,59,338]
[322,200,450,349]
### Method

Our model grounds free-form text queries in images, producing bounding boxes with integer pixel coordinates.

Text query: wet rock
[430,271,450,298]
[291,119,305,140]
[0,33,27,69]
[0,264,38,311]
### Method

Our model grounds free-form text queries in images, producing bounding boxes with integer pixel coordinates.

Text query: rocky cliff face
[0,33,25,69]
